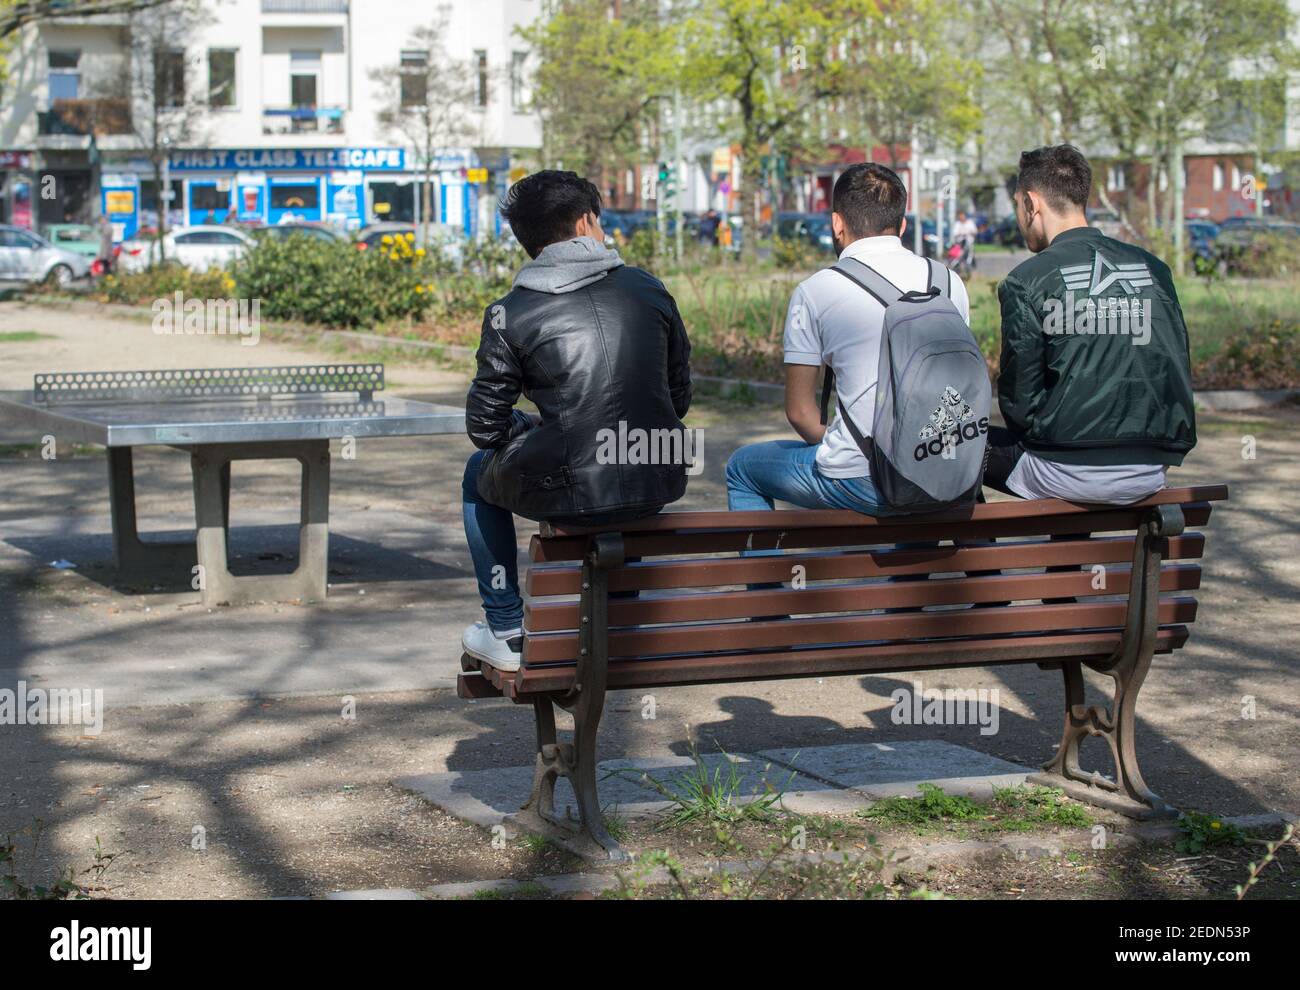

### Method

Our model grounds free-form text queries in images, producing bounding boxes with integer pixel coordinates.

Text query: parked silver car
[0,224,92,286]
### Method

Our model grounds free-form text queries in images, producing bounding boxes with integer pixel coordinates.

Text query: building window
[191,184,230,211]
[270,183,319,210]
[400,50,428,108]
[510,51,529,111]
[154,49,186,107]
[48,49,81,102]
[290,50,321,108]
[1231,165,1241,190]
[1106,165,1124,192]
[1212,163,1225,191]
[208,49,237,108]
[474,50,488,107]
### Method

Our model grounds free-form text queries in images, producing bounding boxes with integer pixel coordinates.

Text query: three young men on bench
[459,149,1197,668]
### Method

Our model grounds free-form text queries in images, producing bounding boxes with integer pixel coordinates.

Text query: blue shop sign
[168,148,407,172]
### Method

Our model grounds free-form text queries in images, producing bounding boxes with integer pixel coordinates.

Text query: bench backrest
[516,486,1226,690]
[33,364,385,403]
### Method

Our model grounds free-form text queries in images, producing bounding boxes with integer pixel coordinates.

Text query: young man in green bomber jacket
[986,144,1197,505]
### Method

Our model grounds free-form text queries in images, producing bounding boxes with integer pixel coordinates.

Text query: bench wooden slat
[499,626,1192,694]
[523,562,1201,632]
[456,672,502,699]
[529,503,1215,562]
[536,485,1229,537]
[521,596,1198,664]
[525,533,1207,596]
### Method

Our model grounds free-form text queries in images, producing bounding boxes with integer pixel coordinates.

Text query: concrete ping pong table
[0,364,465,606]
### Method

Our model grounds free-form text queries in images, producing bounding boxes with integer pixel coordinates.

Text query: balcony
[261,1,348,12]
[263,106,345,135]
[38,98,132,137]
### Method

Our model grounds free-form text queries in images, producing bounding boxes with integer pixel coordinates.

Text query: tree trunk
[422,165,433,247]
[152,158,165,266]
[741,151,762,260]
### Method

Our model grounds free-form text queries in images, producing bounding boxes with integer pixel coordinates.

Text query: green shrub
[98,263,234,306]
[1217,229,1300,278]
[770,235,822,271]
[231,231,437,328]
[425,236,526,319]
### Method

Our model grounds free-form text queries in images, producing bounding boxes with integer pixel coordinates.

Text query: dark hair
[832,163,907,239]
[498,170,602,257]
[1016,144,1092,213]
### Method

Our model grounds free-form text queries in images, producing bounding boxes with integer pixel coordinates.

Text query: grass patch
[860,782,986,830]
[859,783,1092,834]
[0,331,52,342]
[618,745,795,829]
[989,785,1094,830]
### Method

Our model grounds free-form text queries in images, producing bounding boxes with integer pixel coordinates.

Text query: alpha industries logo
[914,386,988,462]
[1047,251,1154,344]
[1059,251,1154,295]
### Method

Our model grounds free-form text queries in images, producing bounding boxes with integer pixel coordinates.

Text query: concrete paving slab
[399,741,1035,832]
[394,755,703,829]
[759,740,1029,793]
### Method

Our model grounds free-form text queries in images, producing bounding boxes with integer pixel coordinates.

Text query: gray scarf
[513,235,625,294]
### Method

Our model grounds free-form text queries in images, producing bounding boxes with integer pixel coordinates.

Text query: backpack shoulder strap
[925,257,951,298]
[832,256,906,306]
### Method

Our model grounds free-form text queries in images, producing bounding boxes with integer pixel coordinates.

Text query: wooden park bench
[458,484,1228,857]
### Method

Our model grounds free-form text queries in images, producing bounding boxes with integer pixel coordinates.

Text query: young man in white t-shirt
[725,163,971,514]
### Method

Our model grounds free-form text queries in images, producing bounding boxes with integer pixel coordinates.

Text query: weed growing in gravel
[1236,823,1299,900]
[1,825,120,900]
[1176,811,1246,854]
[616,744,795,829]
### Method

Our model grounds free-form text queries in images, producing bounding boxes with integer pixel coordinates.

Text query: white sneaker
[461,621,523,672]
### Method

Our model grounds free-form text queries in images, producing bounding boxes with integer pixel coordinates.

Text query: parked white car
[0,224,92,286]
[117,225,253,273]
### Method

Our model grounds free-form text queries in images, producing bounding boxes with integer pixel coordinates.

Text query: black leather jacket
[466,265,693,523]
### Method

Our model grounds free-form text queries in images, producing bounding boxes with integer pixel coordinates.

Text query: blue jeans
[724,441,896,599]
[725,440,892,515]
[462,443,644,634]
[462,448,524,633]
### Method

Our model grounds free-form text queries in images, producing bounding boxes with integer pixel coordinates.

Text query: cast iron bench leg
[107,446,205,584]
[1029,505,1184,819]
[190,440,330,607]
[521,533,627,860]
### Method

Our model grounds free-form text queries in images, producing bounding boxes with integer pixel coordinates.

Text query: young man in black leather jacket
[460,170,693,670]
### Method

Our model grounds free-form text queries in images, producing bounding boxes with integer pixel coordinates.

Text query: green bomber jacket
[997,226,1197,466]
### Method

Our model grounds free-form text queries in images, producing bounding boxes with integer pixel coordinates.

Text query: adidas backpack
[821,256,991,512]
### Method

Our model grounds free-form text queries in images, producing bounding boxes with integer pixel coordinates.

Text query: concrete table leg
[107,446,202,585]
[190,440,330,607]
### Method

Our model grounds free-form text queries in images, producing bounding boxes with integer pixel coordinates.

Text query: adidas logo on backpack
[825,257,991,512]
[915,385,990,461]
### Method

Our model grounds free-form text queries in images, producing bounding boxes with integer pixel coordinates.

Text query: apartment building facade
[0,0,543,240]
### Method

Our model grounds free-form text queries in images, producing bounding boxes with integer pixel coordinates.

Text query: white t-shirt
[1006,451,1167,505]
[783,235,971,479]
[951,218,978,245]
